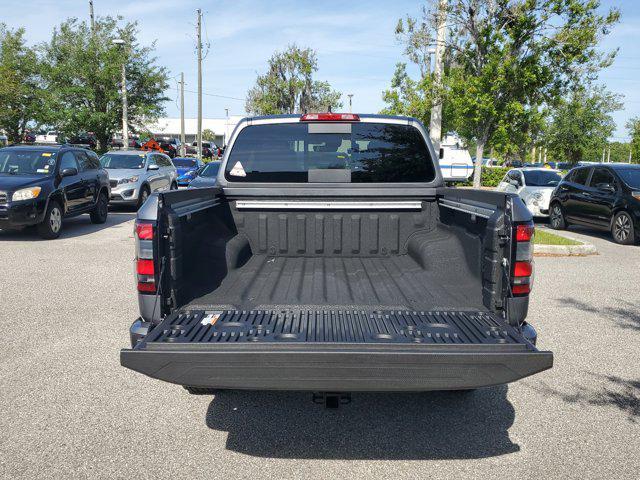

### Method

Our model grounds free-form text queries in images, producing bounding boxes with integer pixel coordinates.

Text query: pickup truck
[120,113,553,403]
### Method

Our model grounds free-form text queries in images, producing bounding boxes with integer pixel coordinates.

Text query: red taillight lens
[136,223,153,240]
[511,284,531,295]
[137,259,155,275]
[300,113,360,122]
[516,223,535,242]
[137,281,156,293]
[514,261,533,277]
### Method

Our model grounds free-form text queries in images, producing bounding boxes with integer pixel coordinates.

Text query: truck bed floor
[186,254,484,312]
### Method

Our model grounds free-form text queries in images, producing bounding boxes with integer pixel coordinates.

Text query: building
[145,116,244,147]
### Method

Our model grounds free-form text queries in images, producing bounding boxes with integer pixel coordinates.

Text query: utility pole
[347,94,353,113]
[112,38,128,149]
[89,0,95,33]
[179,72,186,157]
[429,0,447,149]
[196,9,203,160]
[629,143,633,163]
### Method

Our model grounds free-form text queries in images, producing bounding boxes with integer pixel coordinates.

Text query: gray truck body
[121,115,552,392]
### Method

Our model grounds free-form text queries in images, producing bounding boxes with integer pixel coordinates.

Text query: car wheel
[137,186,150,209]
[549,203,566,230]
[37,201,63,239]
[90,192,109,224]
[611,211,635,245]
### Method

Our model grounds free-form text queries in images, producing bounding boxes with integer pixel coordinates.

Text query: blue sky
[3,0,639,140]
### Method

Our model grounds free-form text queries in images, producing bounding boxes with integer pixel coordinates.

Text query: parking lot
[0,212,638,480]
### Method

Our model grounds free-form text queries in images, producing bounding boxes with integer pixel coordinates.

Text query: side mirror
[60,167,78,178]
[147,164,159,171]
[439,147,444,159]
[508,179,520,187]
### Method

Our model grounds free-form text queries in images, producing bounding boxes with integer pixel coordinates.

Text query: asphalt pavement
[0,212,638,479]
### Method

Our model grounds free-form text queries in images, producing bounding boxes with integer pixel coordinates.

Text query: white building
[145,116,245,147]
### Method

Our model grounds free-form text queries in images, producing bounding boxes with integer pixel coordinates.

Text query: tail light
[511,222,534,296]
[300,113,360,122]
[135,220,156,294]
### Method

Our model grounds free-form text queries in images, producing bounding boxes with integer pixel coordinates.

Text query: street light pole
[112,38,128,150]
[179,72,186,156]
[196,9,203,160]
[347,94,353,113]
[429,0,448,150]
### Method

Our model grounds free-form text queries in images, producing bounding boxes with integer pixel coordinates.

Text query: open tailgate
[121,309,552,391]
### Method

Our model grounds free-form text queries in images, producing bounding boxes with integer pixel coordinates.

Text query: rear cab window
[224,122,436,183]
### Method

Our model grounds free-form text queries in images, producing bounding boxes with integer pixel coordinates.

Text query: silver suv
[99,150,178,208]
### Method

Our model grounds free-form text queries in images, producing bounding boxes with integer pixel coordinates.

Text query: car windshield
[200,162,220,177]
[224,122,435,183]
[100,153,146,169]
[0,150,57,175]
[616,168,640,189]
[522,170,562,187]
[173,158,197,168]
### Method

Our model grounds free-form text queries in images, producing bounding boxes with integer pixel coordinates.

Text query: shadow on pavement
[205,386,519,460]
[556,297,640,333]
[0,208,135,241]
[528,374,640,423]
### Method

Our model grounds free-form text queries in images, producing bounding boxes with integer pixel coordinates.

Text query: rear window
[224,122,435,183]
[616,168,640,189]
[173,158,196,168]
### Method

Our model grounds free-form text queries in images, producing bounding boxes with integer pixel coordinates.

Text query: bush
[460,167,509,187]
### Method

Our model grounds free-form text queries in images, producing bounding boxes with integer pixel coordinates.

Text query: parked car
[497,168,563,217]
[173,157,205,186]
[154,137,181,158]
[187,161,221,188]
[0,145,109,239]
[99,150,178,208]
[110,136,142,149]
[67,132,97,150]
[192,140,215,159]
[182,142,197,156]
[0,135,8,148]
[22,131,36,143]
[35,130,60,144]
[549,163,640,244]
[121,113,552,403]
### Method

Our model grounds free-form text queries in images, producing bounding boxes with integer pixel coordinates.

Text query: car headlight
[119,176,139,184]
[12,186,42,201]
[530,192,543,201]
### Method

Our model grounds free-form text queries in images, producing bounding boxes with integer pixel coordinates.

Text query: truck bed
[186,253,483,312]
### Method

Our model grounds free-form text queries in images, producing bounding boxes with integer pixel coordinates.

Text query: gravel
[1,213,638,479]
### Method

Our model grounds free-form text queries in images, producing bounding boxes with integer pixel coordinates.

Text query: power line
[182,88,244,101]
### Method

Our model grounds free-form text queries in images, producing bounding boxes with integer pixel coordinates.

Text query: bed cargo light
[135,220,156,294]
[512,221,534,296]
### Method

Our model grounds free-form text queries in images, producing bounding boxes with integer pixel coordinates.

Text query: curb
[534,243,597,256]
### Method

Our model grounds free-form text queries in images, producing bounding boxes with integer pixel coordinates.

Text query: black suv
[549,163,640,244]
[0,145,110,239]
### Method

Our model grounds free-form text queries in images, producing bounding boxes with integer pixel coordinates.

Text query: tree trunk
[473,140,485,189]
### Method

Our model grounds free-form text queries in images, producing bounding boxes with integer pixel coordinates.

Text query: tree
[246,45,342,115]
[202,128,215,141]
[40,17,169,151]
[627,117,640,163]
[545,86,622,163]
[0,25,46,143]
[444,0,619,186]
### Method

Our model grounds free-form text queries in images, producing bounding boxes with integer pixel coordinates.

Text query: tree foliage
[202,128,215,141]
[246,45,342,115]
[40,17,169,151]
[0,25,46,143]
[444,0,619,186]
[627,117,640,163]
[545,86,622,163]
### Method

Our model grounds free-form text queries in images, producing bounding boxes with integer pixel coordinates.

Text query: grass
[534,229,582,246]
